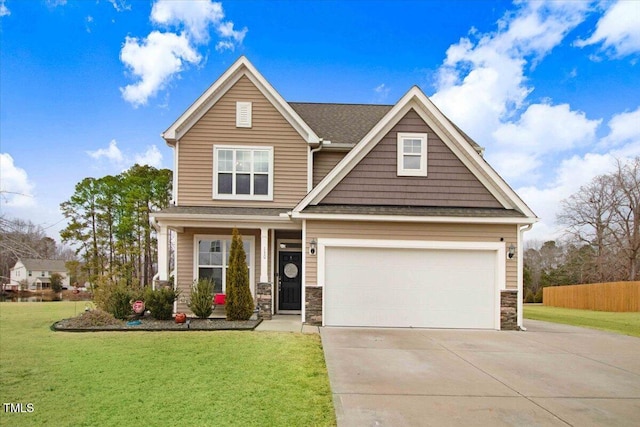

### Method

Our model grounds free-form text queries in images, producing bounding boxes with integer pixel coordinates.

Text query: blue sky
[1,0,639,243]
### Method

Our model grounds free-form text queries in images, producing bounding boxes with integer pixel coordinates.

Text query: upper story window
[397,132,428,177]
[213,146,274,200]
[236,102,252,128]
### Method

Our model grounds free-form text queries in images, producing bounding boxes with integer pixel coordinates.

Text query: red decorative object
[132,300,145,314]
[175,312,187,324]
[214,293,226,305]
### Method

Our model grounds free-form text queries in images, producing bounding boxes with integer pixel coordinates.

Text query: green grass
[0,302,336,426]
[524,304,640,337]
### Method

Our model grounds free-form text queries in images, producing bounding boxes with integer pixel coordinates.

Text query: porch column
[260,227,269,283]
[157,224,169,281]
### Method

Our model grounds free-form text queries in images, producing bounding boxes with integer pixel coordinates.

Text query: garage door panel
[324,246,497,329]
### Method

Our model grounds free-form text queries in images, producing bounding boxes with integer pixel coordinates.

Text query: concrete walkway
[321,320,640,426]
[254,314,319,333]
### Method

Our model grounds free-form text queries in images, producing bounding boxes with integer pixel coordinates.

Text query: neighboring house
[151,56,538,330]
[9,258,70,291]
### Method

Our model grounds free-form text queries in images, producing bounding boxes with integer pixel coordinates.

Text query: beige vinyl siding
[175,227,262,315]
[305,220,518,290]
[313,150,348,187]
[320,109,502,208]
[177,76,308,208]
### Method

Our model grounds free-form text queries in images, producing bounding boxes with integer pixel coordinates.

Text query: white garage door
[323,245,498,329]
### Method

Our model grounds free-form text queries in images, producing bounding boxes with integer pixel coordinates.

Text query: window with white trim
[397,132,428,176]
[196,237,253,294]
[213,146,273,200]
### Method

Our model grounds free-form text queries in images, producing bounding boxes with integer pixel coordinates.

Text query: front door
[279,251,302,311]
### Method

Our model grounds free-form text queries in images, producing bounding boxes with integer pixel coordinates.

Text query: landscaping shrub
[93,279,144,320]
[524,289,535,303]
[145,287,180,320]
[188,278,214,318]
[50,273,64,293]
[225,228,254,321]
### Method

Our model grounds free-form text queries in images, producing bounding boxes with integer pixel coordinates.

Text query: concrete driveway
[320,320,640,426]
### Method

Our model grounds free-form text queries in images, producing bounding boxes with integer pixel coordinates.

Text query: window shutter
[236,102,252,128]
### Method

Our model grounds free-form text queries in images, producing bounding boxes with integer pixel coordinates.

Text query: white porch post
[260,227,269,283]
[157,224,169,281]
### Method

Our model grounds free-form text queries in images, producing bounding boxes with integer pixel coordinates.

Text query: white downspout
[518,224,533,330]
[307,139,324,192]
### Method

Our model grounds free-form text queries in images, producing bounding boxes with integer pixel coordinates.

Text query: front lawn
[0,302,336,426]
[524,304,640,337]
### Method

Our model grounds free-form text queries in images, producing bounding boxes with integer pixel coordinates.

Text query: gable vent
[236,101,252,128]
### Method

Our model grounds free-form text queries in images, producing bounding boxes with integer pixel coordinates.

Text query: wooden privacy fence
[543,281,640,312]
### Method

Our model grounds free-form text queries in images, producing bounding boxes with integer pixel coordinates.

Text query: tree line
[525,156,640,300]
[60,164,172,286]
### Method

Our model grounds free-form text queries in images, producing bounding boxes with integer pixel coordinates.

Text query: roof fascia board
[291,211,538,225]
[163,56,320,144]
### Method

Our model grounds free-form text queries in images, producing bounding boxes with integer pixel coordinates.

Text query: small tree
[225,228,254,320]
[50,273,64,293]
[189,278,214,319]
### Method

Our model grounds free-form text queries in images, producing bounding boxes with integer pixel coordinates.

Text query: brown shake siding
[320,109,502,208]
[313,150,348,187]
[175,227,262,315]
[305,220,518,290]
[176,75,308,208]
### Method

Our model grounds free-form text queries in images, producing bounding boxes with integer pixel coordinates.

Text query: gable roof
[293,86,537,221]
[14,258,67,272]
[162,56,320,145]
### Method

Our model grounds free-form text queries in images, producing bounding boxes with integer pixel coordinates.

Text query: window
[214,146,273,200]
[397,132,427,176]
[236,102,252,128]
[196,237,253,294]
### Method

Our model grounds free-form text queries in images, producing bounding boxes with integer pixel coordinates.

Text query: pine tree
[225,228,254,320]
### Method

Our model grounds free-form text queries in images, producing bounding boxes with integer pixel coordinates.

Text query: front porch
[151,206,305,322]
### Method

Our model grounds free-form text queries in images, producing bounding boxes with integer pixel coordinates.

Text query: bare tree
[557,156,640,282]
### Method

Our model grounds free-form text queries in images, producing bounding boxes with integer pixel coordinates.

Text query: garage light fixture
[309,239,317,256]
[507,244,516,259]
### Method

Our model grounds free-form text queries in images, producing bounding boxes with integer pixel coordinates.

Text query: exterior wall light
[507,244,516,259]
[309,239,317,256]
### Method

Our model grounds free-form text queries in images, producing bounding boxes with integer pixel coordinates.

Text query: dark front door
[279,251,302,310]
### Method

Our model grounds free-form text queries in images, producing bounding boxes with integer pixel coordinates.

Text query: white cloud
[0,153,36,208]
[45,0,67,8]
[134,145,163,168]
[373,83,390,103]
[599,107,640,148]
[87,139,125,165]
[431,1,591,145]
[0,0,10,17]
[120,0,247,107]
[575,1,640,58]
[86,140,164,170]
[108,0,131,12]
[120,31,201,108]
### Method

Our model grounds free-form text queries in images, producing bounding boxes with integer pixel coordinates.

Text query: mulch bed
[52,317,262,332]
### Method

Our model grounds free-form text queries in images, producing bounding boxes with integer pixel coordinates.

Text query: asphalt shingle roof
[302,205,526,218]
[18,258,67,272]
[289,102,392,146]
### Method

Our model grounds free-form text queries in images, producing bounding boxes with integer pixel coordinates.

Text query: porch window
[197,238,252,294]
[213,146,273,200]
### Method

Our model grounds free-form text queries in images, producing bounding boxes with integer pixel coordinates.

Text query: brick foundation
[256,282,272,320]
[500,290,519,330]
[305,286,322,325]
